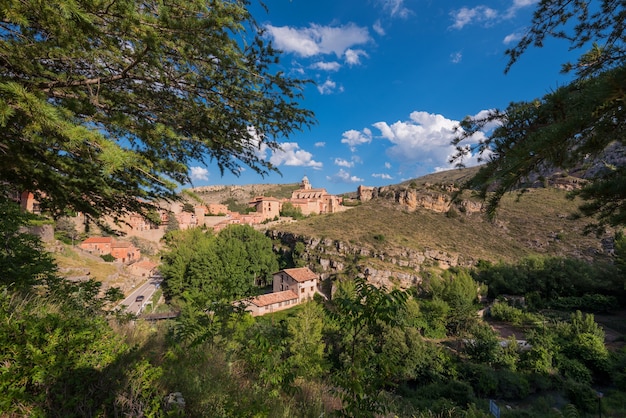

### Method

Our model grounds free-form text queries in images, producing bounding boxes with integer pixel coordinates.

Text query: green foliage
[280,202,305,220]
[0,197,58,292]
[100,253,116,262]
[490,300,524,324]
[427,269,480,335]
[420,298,451,339]
[464,322,500,364]
[286,302,326,379]
[182,203,195,213]
[325,277,408,415]
[54,217,82,245]
[222,197,254,214]
[0,290,163,416]
[0,0,314,225]
[475,256,623,306]
[453,1,626,228]
[550,293,618,313]
[160,226,278,346]
[162,343,289,417]
[165,211,180,233]
[161,225,277,304]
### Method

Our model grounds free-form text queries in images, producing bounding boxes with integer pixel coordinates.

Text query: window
[301,288,304,293]
[311,286,313,292]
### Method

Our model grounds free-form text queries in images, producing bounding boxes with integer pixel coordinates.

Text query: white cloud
[372,111,488,173]
[326,169,364,184]
[373,20,385,36]
[372,173,393,180]
[450,51,463,64]
[311,61,341,71]
[503,31,523,44]
[334,158,354,168]
[450,6,498,29]
[190,166,209,182]
[505,0,538,18]
[345,49,368,66]
[269,142,323,169]
[451,1,538,29]
[341,128,372,151]
[265,23,371,58]
[315,141,326,147]
[378,0,412,18]
[385,162,392,169]
[317,79,343,95]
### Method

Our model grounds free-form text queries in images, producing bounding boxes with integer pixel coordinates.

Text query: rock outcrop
[358,184,483,214]
[268,230,474,290]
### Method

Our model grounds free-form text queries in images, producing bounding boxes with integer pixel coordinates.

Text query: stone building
[245,267,319,316]
[272,267,318,301]
[289,176,345,216]
[80,237,140,263]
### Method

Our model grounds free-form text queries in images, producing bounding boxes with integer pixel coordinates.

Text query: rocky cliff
[268,230,474,290]
[358,183,483,214]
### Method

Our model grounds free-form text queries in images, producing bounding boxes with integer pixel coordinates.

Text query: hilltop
[263,167,615,287]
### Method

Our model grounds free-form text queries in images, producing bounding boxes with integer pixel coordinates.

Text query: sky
[187,0,581,195]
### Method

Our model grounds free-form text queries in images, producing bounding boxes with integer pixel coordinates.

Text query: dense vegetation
[2,1,626,416]
[3,188,626,416]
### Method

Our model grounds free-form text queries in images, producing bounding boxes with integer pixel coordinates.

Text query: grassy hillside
[189,182,301,206]
[274,182,610,265]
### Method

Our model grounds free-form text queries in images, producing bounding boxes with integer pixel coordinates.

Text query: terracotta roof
[249,290,298,307]
[280,267,318,283]
[112,241,133,248]
[82,237,114,244]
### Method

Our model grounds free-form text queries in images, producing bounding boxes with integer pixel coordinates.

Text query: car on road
[135,295,145,303]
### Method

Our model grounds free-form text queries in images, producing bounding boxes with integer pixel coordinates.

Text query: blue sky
[188,0,580,195]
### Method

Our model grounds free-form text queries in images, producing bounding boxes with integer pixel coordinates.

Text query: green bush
[563,379,598,413]
[490,301,524,325]
[496,370,530,400]
[100,253,116,262]
[550,294,618,313]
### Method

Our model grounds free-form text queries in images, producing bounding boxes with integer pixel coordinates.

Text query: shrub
[490,301,524,325]
[100,253,116,262]
[373,233,385,242]
[564,379,597,413]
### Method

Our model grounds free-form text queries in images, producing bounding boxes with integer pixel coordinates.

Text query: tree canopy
[0,0,314,223]
[453,0,626,227]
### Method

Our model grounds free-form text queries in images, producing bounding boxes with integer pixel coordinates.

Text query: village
[14,176,344,316]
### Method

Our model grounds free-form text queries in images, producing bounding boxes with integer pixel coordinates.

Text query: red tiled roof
[249,290,298,307]
[280,267,317,283]
[112,241,133,248]
[82,237,114,244]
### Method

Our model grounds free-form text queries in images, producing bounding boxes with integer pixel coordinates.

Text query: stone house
[245,290,299,316]
[273,267,318,301]
[80,236,115,255]
[110,241,141,263]
[248,196,282,221]
[206,203,229,215]
[244,267,319,317]
[80,237,140,263]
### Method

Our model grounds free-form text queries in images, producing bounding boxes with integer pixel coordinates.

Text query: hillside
[188,183,301,205]
[266,168,614,286]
